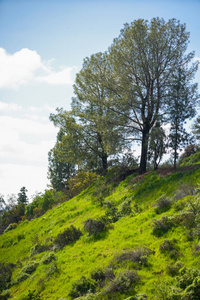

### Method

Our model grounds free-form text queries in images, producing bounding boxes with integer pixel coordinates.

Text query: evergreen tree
[168,67,198,168]
[17,187,28,205]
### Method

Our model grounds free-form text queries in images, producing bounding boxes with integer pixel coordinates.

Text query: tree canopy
[49,17,199,188]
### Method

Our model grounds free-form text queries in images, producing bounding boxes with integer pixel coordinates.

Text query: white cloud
[0,103,58,197]
[0,101,22,112]
[0,48,77,89]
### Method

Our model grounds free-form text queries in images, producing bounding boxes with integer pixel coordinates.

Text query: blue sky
[0,0,200,199]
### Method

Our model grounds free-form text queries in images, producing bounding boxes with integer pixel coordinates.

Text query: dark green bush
[125,295,147,300]
[13,272,30,285]
[90,268,106,283]
[84,218,106,236]
[0,289,11,300]
[42,252,56,264]
[0,263,14,292]
[160,239,180,259]
[30,243,50,257]
[105,207,121,223]
[54,225,83,249]
[69,277,96,298]
[152,216,177,236]
[166,261,184,277]
[102,269,139,295]
[22,289,41,300]
[119,200,132,216]
[21,262,38,275]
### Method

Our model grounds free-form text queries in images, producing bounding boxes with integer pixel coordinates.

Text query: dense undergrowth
[1,166,200,299]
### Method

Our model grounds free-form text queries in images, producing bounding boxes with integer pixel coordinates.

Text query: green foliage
[159,239,180,259]
[30,243,50,257]
[21,262,38,275]
[4,223,18,233]
[21,290,41,300]
[69,277,96,298]
[54,225,83,249]
[84,218,106,237]
[102,269,139,295]
[41,252,56,265]
[152,216,178,236]
[154,195,173,214]
[181,151,200,166]
[0,263,14,292]
[0,289,11,300]
[17,187,28,205]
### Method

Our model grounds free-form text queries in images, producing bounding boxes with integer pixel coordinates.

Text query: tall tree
[168,67,198,168]
[48,134,76,191]
[192,116,200,141]
[17,187,28,205]
[50,53,124,173]
[108,17,198,173]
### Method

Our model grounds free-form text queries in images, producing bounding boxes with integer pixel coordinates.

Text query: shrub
[114,247,152,268]
[84,218,106,236]
[90,268,106,283]
[152,216,177,236]
[69,277,96,298]
[13,272,30,285]
[20,262,38,276]
[42,252,56,265]
[125,295,147,300]
[21,289,41,300]
[4,223,18,233]
[0,263,14,292]
[159,239,180,259]
[0,289,11,300]
[30,243,50,257]
[105,207,121,223]
[166,261,184,277]
[119,200,132,216]
[54,225,82,249]
[154,195,172,214]
[102,270,139,295]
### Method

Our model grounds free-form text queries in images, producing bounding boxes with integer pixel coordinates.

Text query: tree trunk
[140,125,150,174]
[102,153,108,173]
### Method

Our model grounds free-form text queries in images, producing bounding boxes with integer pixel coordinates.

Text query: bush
[42,252,56,265]
[119,200,132,216]
[166,261,184,277]
[0,263,14,292]
[90,268,106,283]
[84,218,106,236]
[30,243,50,257]
[154,195,172,214]
[102,270,139,295]
[13,272,30,285]
[20,289,41,300]
[4,223,18,233]
[54,225,82,249]
[125,295,147,300]
[160,239,180,259]
[20,262,38,276]
[152,216,177,236]
[0,289,11,300]
[114,247,152,268]
[69,277,96,298]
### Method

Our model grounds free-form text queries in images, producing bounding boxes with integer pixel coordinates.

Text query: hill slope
[1,166,200,299]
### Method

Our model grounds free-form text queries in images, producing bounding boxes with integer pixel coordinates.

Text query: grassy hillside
[1,166,200,299]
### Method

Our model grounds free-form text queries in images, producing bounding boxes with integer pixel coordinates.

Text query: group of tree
[48,17,199,191]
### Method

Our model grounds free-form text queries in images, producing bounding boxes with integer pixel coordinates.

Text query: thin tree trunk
[140,125,150,174]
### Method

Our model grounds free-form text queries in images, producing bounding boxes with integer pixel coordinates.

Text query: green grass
[1,166,200,299]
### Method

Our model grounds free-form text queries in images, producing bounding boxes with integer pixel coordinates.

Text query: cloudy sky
[0,0,200,199]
